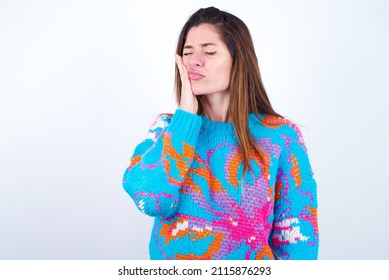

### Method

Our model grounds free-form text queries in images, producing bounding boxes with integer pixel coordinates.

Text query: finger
[175,54,183,72]
[175,54,187,78]
[175,54,182,66]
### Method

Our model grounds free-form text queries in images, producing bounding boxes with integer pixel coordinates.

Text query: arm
[122,109,202,217]
[269,123,319,259]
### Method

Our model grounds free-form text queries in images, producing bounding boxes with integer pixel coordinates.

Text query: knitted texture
[123,109,319,260]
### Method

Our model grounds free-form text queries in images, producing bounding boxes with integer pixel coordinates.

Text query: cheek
[217,62,232,81]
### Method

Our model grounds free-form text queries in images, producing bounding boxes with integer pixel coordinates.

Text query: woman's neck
[200,91,230,122]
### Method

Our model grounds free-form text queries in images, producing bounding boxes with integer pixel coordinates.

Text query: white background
[1,0,388,260]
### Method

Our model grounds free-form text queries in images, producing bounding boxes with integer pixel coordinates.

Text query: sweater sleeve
[122,109,202,217]
[269,123,319,259]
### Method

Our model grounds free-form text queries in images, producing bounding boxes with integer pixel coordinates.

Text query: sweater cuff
[165,109,202,145]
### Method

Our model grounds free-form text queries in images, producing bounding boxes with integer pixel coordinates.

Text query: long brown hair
[175,7,282,174]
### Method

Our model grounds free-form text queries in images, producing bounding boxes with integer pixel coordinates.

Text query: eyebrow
[183,43,217,49]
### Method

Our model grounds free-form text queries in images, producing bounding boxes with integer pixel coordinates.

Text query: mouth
[187,71,205,80]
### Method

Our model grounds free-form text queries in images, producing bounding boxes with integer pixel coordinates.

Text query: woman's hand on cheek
[175,54,198,114]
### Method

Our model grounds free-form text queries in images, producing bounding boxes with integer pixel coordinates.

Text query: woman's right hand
[175,54,198,114]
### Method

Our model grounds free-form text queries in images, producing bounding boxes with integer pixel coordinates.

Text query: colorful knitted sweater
[122,109,319,260]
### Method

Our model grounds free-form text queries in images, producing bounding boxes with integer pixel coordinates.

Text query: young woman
[122,7,319,260]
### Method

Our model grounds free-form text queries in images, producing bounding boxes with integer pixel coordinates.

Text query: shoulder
[250,113,305,145]
[146,112,174,140]
[153,113,174,127]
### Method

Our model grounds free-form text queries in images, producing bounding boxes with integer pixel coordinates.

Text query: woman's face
[182,23,233,96]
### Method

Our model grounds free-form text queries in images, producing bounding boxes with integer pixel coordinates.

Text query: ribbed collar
[200,113,263,135]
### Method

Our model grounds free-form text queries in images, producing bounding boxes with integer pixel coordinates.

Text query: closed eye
[183,52,193,56]
[205,51,216,55]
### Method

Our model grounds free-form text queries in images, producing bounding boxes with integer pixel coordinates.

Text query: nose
[187,52,205,68]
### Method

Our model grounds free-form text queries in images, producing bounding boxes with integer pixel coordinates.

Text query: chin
[193,92,207,96]
[192,89,210,95]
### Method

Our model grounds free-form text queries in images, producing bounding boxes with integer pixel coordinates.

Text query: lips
[187,70,205,80]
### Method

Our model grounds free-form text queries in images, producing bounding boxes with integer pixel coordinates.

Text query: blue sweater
[123,109,319,259]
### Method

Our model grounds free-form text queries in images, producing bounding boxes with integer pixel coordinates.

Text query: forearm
[123,109,202,217]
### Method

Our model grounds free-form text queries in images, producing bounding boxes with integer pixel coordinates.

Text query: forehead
[185,23,222,45]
